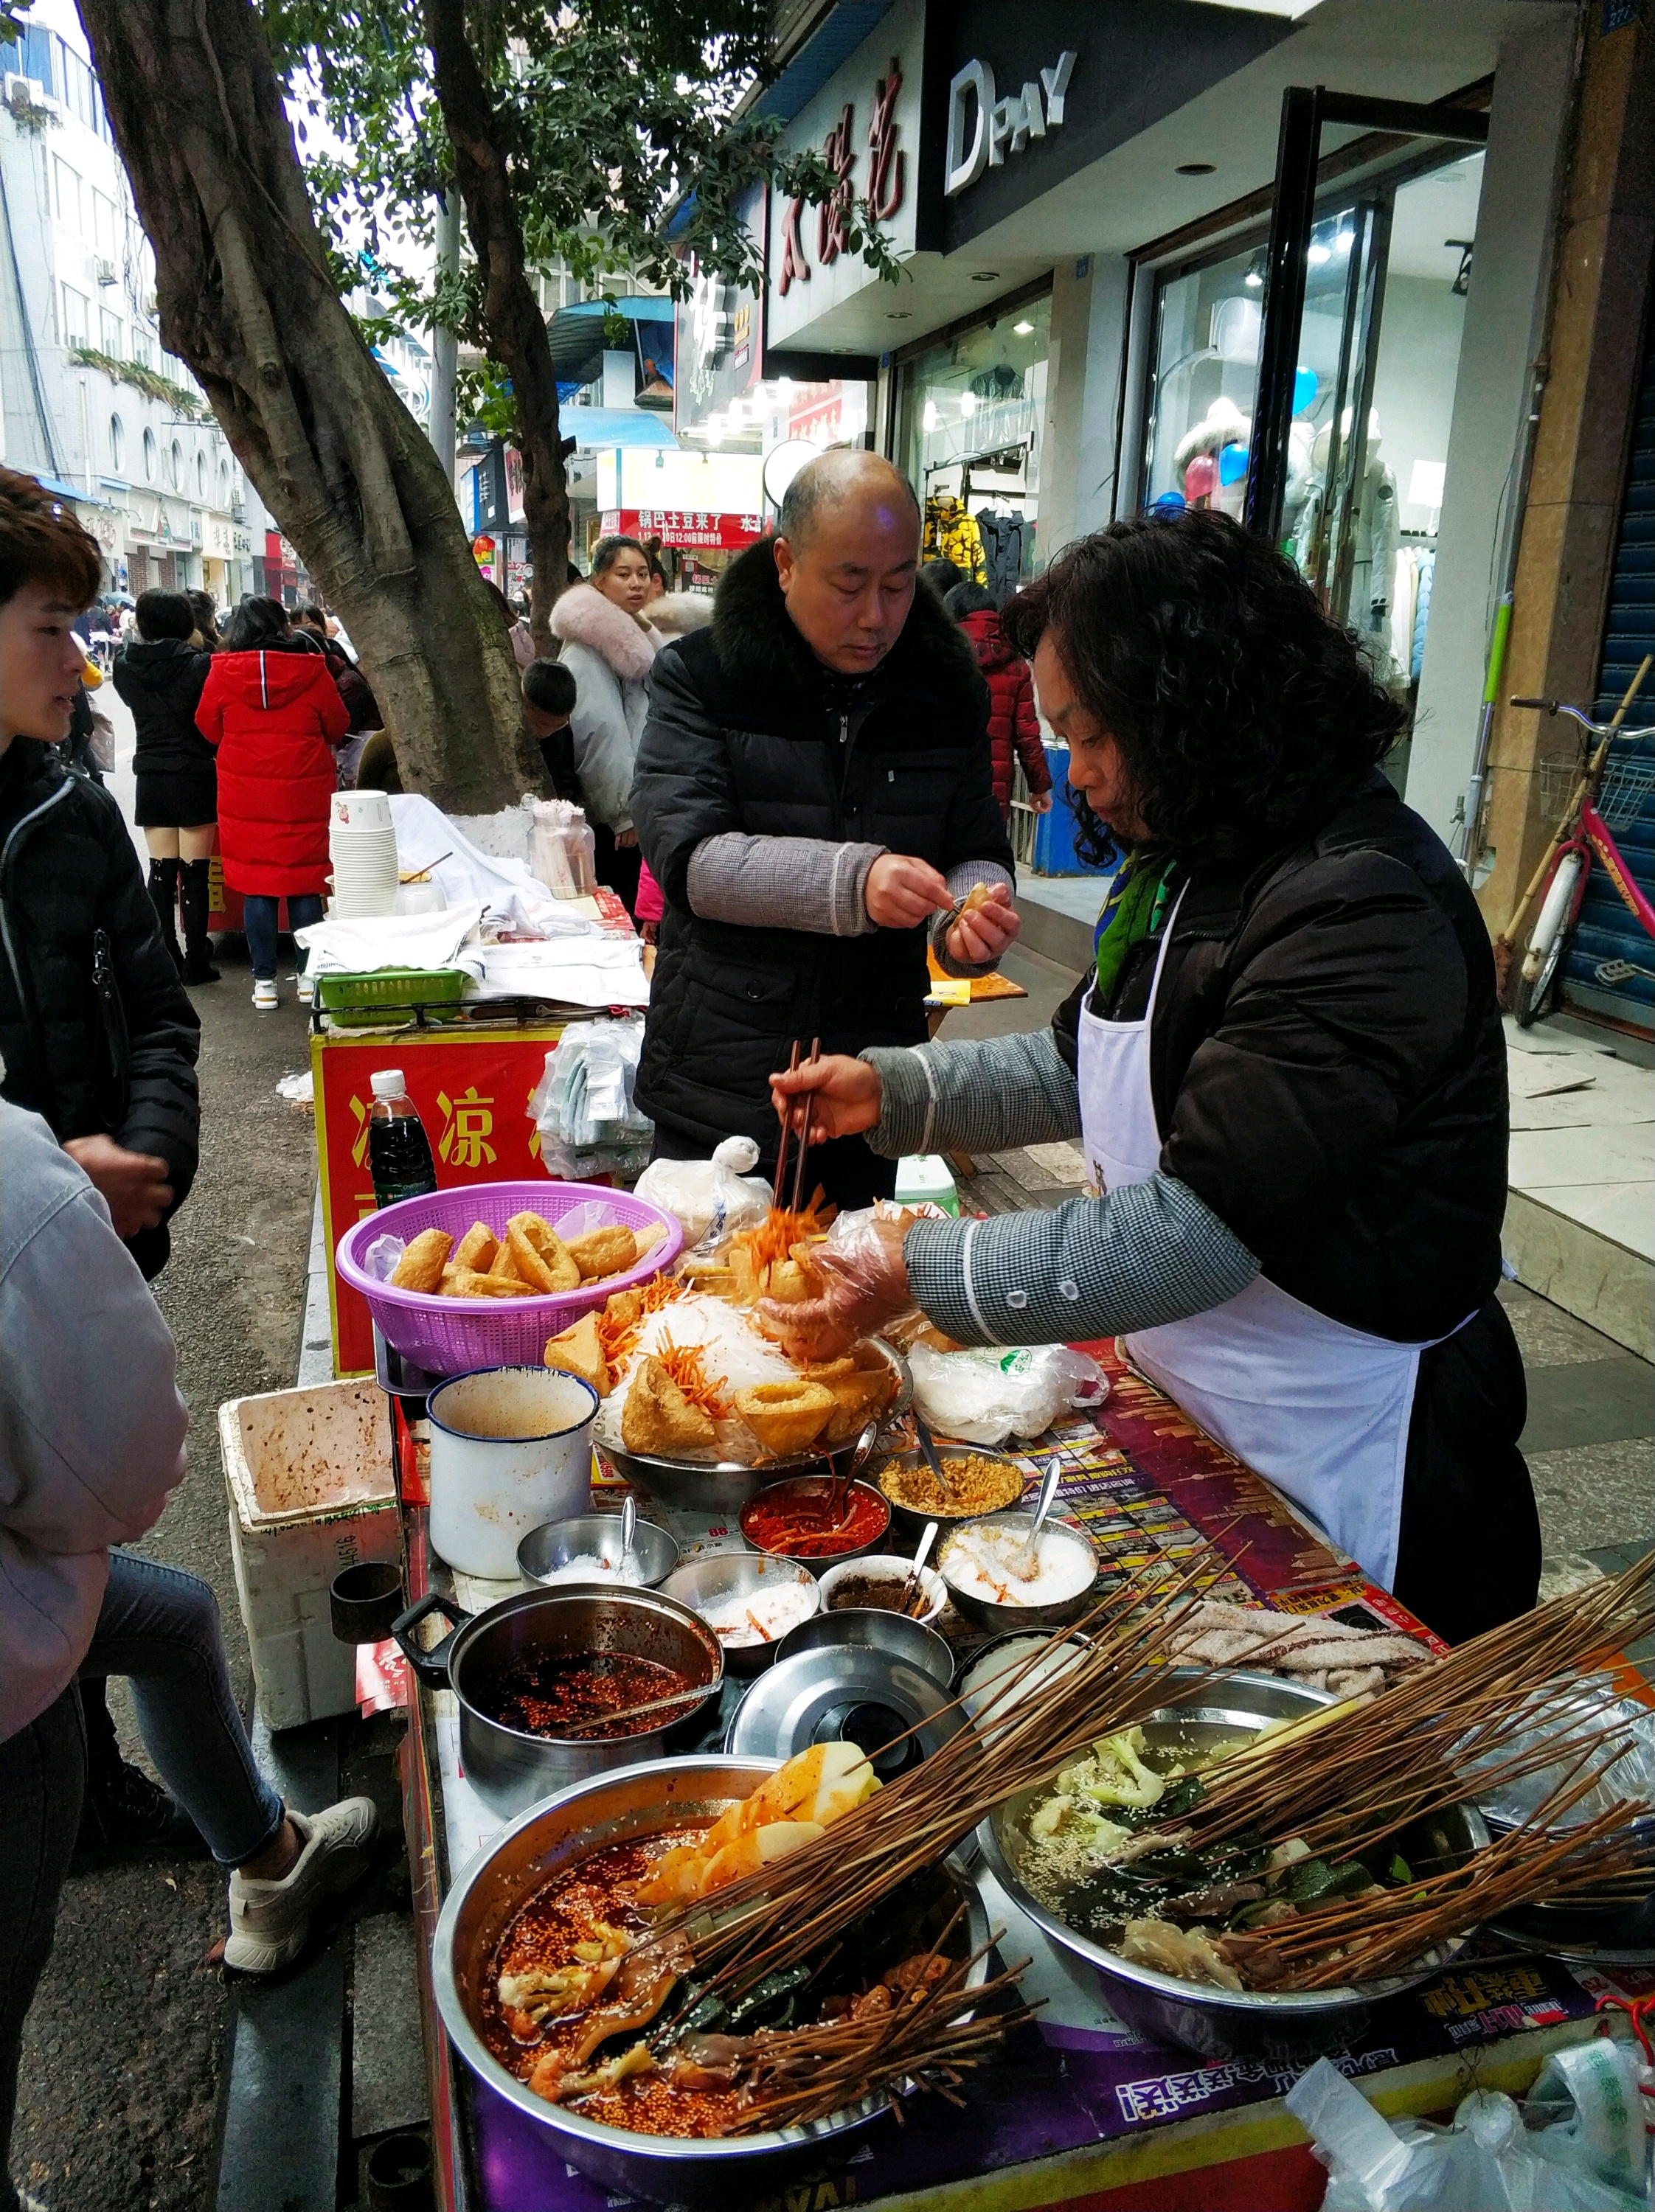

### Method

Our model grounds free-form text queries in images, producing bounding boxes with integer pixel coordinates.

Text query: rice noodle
[594,1294,797,1455]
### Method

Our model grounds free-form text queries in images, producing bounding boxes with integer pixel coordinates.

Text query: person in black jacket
[112,588,218,982]
[631,450,1018,1208]
[766,510,1536,1646]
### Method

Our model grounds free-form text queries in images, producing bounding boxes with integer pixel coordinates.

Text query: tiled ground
[933,944,1655,1579]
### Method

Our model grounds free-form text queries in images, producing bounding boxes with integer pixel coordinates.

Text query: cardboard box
[221,1379,401,1730]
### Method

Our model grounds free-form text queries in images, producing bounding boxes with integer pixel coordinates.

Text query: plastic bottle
[367,1068,438,1207]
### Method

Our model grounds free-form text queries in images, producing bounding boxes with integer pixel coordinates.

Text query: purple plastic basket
[336,1180,683,1377]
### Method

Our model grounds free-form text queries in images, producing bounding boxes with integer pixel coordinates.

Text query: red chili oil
[740,1480,887,1560]
[490,1653,694,1739]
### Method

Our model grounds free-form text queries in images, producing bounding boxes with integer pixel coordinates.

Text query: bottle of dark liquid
[367,1068,438,1207]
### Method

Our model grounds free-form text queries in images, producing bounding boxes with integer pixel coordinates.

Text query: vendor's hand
[1032,790,1053,814]
[613,827,639,849]
[864,854,951,930]
[945,880,1020,966]
[63,1135,173,1237]
[757,1207,914,1363]
[770,1054,884,1144]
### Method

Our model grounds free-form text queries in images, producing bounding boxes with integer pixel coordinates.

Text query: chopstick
[773,1039,801,1204]
[561,1685,713,1738]
[791,1035,822,1213]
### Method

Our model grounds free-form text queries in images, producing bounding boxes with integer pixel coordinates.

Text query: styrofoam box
[221,1379,401,1731]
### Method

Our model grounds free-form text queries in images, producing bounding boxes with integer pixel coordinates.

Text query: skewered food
[622,1355,717,1456]
[542,1312,610,1396]
[390,1226,452,1291]
[731,1380,835,1456]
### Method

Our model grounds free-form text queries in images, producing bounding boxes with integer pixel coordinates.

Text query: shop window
[142,427,156,483]
[108,414,123,473]
[893,292,1050,605]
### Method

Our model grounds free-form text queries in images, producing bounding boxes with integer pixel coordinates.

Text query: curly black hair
[1000,509,1406,864]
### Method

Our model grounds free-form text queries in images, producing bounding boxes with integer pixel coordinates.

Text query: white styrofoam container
[221,1379,401,1731]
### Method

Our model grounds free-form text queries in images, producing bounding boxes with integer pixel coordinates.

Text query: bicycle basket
[1596,755,1655,831]
[1532,755,1583,818]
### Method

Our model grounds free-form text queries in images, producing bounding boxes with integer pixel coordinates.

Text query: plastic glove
[755,1204,920,1363]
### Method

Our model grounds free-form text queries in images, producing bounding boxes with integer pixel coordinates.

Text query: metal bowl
[874,1445,1028,1538]
[659,1551,821,1678]
[775,1602,955,1686]
[603,1340,912,1517]
[431,1753,988,2206]
[937,1511,1099,1633]
[816,1553,948,1630]
[740,1476,892,1566]
[517,1513,680,1590]
[978,1670,1488,2062]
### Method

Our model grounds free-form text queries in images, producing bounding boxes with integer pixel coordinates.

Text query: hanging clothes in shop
[1388,546,1436,684]
[976,507,1028,605]
[924,496,985,584]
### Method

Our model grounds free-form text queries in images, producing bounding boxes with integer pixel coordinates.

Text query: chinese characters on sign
[601,507,765,552]
[777,55,905,298]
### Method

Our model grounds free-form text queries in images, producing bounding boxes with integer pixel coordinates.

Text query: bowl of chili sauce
[739,1475,891,1565]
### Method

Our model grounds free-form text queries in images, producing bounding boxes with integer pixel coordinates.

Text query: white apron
[1079,892,1430,1590]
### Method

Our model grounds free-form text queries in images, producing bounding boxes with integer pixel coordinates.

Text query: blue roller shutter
[1570,302,1655,1029]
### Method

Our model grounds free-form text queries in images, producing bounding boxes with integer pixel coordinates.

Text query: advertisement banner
[312,1026,569,1374]
[599,506,764,551]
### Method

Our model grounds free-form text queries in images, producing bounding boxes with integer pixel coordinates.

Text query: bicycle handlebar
[1508,696,1655,742]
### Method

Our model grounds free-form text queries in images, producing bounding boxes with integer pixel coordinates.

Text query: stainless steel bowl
[937,1511,1099,1633]
[978,1670,1489,2062]
[392,1585,722,1816]
[740,1475,892,1567]
[874,1445,1029,1538]
[517,1512,680,1590]
[603,1340,912,1517]
[659,1550,821,1678]
[775,1603,954,1686]
[431,1753,988,2206]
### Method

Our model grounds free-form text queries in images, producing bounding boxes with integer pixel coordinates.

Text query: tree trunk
[423,0,572,658]
[77,0,542,812]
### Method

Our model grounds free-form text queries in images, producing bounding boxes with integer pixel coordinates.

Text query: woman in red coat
[948,581,1054,821]
[196,596,349,1009]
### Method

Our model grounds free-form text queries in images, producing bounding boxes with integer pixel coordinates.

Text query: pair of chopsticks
[773,1035,822,1211]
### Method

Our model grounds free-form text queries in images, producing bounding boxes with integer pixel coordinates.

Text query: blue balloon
[1149,491,1187,514]
[1294,364,1318,416]
[1218,442,1249,487]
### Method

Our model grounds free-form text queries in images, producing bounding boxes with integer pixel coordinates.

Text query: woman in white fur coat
[549,535,662,913]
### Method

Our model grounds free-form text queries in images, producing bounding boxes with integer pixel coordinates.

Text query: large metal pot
[392,1587,722,1816]
[978,1670,1489,2062]
[431,1753,988,2206]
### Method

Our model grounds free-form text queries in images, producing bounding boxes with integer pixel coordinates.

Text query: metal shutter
[1568,305,1655,1029]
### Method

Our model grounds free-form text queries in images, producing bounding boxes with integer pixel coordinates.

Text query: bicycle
[1499,655,1655,1028]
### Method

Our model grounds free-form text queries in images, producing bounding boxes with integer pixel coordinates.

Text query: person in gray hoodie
[0,1098,376,2206]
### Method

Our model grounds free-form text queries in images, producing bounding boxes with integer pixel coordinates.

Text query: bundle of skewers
[1127,1549,1655,1992]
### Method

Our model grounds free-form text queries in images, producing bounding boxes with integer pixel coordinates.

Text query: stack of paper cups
[329,789,399,919]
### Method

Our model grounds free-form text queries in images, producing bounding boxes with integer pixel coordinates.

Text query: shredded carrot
[595,1272,686,1368]
[729,1197,835,1278]
[652,1334,729,1419]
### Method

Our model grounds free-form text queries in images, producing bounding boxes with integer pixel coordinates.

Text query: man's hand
[864,853,951,930]
[770,1053,883,1144]
[613,827,639,849]
[757,1207,914,1363]
[1032,790,1054,814]
[63,1135,173,1238]
[945,880,1020,966]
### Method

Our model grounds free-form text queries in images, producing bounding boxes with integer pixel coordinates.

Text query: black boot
[147,855,184,972]
[179,856,221,983]
[72,1675,209,1868]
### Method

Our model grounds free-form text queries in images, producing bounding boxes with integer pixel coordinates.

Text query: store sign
[201,515,233,559]
[944,50,1076,196]
[779,55,906,297]
[601,506,763,551]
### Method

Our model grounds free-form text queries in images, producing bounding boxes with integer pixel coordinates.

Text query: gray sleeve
[904,1171,1259,1348]
[930,858,1016,978]
[861,1026,1080,1157]
[685,832,888,936]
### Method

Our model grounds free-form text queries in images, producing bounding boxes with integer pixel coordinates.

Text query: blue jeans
[243,891,325,981]
[79,1551,285,1868]
[0,1687,83,2212]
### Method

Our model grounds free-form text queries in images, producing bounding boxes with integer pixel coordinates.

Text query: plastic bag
[528,1017,650,1165]
[1286,2053,1650,2212]
[632,1136,771,1253]
[363,1233,406,1283]
[907,1343,1107,1447]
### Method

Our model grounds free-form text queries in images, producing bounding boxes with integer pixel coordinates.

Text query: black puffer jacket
[1052,769,1508,1342]
[0,738,201,1276]
[112,637,215,778]
[632,538,1011,1148]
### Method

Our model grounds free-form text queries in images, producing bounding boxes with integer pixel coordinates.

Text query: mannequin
[923,493,985,584]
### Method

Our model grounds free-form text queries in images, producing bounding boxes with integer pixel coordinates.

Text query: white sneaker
[295,970,315,1007]
[224,1798,379,1974]
[252,978,279,1011]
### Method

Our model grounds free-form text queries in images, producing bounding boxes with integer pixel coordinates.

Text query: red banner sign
[312,1025,570,1374]
[601,507,765,551]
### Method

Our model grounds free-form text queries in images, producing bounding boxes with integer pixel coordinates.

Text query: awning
[563,409,679,451]
[32,472,113,509]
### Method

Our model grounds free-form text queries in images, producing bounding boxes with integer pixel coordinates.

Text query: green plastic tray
[314,967,468,1028]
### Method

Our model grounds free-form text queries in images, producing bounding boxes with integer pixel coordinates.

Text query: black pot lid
[724,1644,960,1781]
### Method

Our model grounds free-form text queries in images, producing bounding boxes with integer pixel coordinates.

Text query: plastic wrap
[907,1343,1107,1447]
[631,1136,771,1253]
[527,1018,651,1180]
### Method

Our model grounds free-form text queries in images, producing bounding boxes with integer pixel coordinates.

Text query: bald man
[631,449,1018,1206]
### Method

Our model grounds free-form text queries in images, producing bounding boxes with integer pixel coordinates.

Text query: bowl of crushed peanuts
[874,1446,1028,1537]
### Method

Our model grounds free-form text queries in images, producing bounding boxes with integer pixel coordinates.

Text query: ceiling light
[1244,269,1263,288]
[970,271,1000,283]
[1306,242,1331,265]
[1013,319,1034,335]
[960,390,976,417]
[1176,162,1215,176]
[922,400,937,433]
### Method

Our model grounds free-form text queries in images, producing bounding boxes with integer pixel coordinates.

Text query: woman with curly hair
[763,508,1533,1647]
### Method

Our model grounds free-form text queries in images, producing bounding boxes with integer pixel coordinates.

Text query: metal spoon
[613,1494,637,1579]
[829,1417,881,1530]
[1020,1455,1064,1576]
[899,1519,940,1618]
[912,1408,959,1507]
